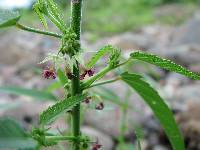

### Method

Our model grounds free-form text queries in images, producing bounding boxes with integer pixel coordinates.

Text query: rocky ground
[1,10,200,150]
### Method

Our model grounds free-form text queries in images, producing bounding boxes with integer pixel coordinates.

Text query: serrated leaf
[0,86,56,101]
[86,45,114,68]
[0,10,20,28]
[121,72,185,150]
[131,51,200,80]
[33,3,48,29]
[0,118,38,149]
[46,0,65,27]
[57,68,68,86]
[40,94,87,125]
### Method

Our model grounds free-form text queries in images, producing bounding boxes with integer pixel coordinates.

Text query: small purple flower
[84,97,91,104]
[87,69,95,77]
[43,69,56,79]
[80,70,88,80]
[92,143,102,150]
[95,102,104,110]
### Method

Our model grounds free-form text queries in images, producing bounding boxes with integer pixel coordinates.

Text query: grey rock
[171,12,200,46]
[177,102,200,150]
[0,31,58,66]
[2,101,52,129]
[153,145,169,150]
[86,32,154,52]
[172,83,200,110]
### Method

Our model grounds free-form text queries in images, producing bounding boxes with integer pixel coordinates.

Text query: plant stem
[70,0,83,150]
[46,136,86,142]
[16,23,62,38]
[81,60,130,90]
[46,136,77,142]
[87,77,121,89]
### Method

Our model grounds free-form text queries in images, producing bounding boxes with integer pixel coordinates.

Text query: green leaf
[121,72,185,150]
[0,118,38,149]
[131,51,200,80]
[46,0,65,27]
[33,2,48,29]
[57,68,68,86]
[86,45,114,69]
[40,94,87,125]
[0,10,20,28]
[46,81,62,92]
[0,86,56,101]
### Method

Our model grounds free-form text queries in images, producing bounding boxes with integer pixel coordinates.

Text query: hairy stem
[16,23,62,38]
[70,0,83,150]
[86,77,121,89]
[81,59,130,90]
[46,136,86,142]
[46,136,77,142]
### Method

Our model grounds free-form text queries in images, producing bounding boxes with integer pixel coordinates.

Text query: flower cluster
[92,143,102,150]
[80,69,95,80]
[84,97,91,104]
[59,28,80,56]
[43,69,56,79]
[95,102,104,110]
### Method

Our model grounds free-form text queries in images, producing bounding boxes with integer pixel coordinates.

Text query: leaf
[46,0,65,27]
[86,45,114,69]
[0,10,20,28]
[131,51,200,80]
[40,94,87,125]
[0,118,38,149]
[33,2,48,29]
[57,68,68,86]
[46,81,62,92]
[0,86,56,101]
[121,72,185,150]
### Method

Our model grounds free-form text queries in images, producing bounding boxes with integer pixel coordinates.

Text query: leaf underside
[57,68,68,86]
[0,118,37,149]
[40,94,87,125]
[121,72,185,150]
[131,51,200,80]
[0,86,57,101]
[0,10,20,28]
[86,45,115,69]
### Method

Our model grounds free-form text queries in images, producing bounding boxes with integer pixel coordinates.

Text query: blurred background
[0,0,200,150]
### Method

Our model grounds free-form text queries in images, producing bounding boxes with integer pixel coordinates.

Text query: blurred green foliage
[19,0,199,37]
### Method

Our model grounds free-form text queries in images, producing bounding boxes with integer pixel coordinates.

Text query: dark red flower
[84,97,91,104]
[95,102,104,110]
[92,143,102,150]
[80,70,87,80]
[87,69,95,77]
[43,69,56,79]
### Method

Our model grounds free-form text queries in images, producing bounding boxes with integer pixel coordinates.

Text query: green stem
[46,136,77,142]
[81,66,111,90]
[16,23,62,38]
[46,136,87,142]
[81,59,130,90]
[46,13,66,33]
[70,0,83,150]
[86,77,121,89]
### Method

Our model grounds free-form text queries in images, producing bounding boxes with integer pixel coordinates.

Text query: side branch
[16,23,62,38]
